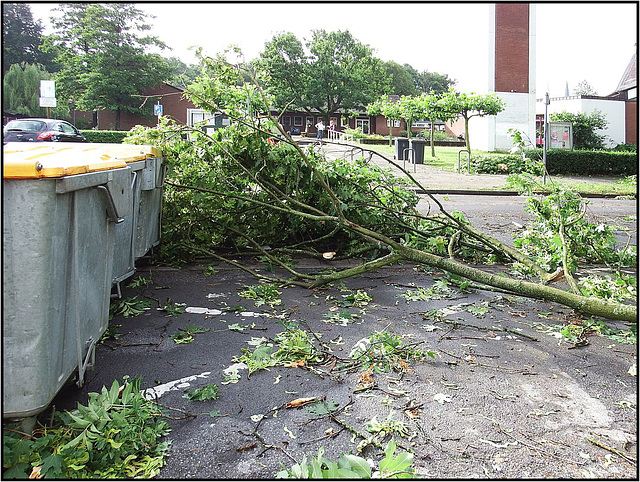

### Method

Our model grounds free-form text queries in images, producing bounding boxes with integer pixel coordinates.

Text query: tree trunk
[430,122,436,157]
[464,116,471,153]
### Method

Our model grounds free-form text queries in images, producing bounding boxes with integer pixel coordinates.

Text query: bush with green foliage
[613,143,637,152]
[470,153,544,175]
[524,149,637,176]
[2,378,171,479]
[80,130,129,143]
[549,110,609,150]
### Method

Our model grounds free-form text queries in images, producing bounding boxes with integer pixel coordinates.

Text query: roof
[611,52,636,94]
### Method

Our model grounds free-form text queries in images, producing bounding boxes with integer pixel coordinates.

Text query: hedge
[525,149,638,176]
[80,130,129,143]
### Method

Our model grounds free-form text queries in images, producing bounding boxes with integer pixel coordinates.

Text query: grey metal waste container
[100,145,164,291]
[1,142,155,419]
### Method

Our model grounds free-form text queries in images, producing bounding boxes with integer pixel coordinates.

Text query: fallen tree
[125,50,636,323]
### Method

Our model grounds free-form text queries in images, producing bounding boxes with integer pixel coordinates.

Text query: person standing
[315,119,325,140]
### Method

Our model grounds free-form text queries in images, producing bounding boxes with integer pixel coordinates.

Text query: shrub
[613,143,637,152]
[470,153,543,175]
[524,149,637,176]
[81,130,129,143]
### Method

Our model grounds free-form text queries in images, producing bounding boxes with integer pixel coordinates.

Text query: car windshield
[5,120,46,131]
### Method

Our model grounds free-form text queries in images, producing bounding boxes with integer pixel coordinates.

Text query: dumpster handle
[96,185,125,223]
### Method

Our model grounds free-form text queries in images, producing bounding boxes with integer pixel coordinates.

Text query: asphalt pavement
[311,139,632,196]
[35,142,638,478]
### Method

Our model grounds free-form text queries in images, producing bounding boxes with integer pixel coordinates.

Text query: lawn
[363,143,637,197]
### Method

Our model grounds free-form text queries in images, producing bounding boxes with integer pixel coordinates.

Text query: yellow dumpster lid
[3,142,161,179]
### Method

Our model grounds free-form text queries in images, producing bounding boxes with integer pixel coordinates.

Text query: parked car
[3,118,87,144]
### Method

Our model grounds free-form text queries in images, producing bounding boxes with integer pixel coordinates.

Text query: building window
[282,116,291,126]
[294,116,303,126]
[386,119,401,127]
[356,118,370,134]
[306,116,314,127]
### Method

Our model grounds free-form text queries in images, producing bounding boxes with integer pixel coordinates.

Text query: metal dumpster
[97,145,164,291]
[2,142,138,418]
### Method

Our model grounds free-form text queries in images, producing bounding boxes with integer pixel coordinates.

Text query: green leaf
[305,400,339,415]
[343,454,371,478]
[41,453,65,477]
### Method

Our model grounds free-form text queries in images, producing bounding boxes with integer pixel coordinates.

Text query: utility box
[2,142,161,419]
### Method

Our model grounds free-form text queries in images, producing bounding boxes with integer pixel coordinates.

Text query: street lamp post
[542,92,550,185]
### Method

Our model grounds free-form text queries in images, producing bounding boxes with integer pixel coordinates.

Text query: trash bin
[1,142,146,419]
[409,138,427,164]
[394,137,409,160]
[97,145,164,292]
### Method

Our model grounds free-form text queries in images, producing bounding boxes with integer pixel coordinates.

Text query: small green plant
[183,384,219,401]
[336,290,373,307]
[99,323,122,343]
[399,279,454,302]
[239,283,282,307]
[2,378,170,479]
[158,299,186,316]
[126,274,153,289]
[349,331,435,373]
[203,265,218,276]
[323,310,360,326]
[275,440,414,478]
[109,296,152,318]
[170,325,209,344]
[234,328,322,375]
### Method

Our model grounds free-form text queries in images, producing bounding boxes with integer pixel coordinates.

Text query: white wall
[536,97,627,147]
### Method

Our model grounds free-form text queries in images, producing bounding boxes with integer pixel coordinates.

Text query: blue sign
[154,104,163,116]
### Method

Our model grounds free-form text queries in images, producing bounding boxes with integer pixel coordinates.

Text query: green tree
[550,110,609,150]
[258,29,389,121]
[572,80,597,96]
[45,3,171,129]
[367,95,405,145]
[165,56,201,88]
[403,64,456,94]
[439,90,505,152]
[2,62,69,118]
[383,61,418,96]
[2,3,57,73]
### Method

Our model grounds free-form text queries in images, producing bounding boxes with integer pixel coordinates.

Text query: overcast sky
[28,2,637,98]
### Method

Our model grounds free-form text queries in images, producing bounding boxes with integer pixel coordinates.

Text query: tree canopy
[439,90,505,151]
[44,3,171,129]
[403,64,456,94]
[258,29,389,120]
[2,62,69,118]
[2,3,57,73]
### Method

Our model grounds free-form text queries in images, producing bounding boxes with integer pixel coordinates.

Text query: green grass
[366,144,496,172]
[364,144,636,196]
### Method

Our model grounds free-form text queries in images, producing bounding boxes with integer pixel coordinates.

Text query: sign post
[154,103,163,126]
[39,80,57,118]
